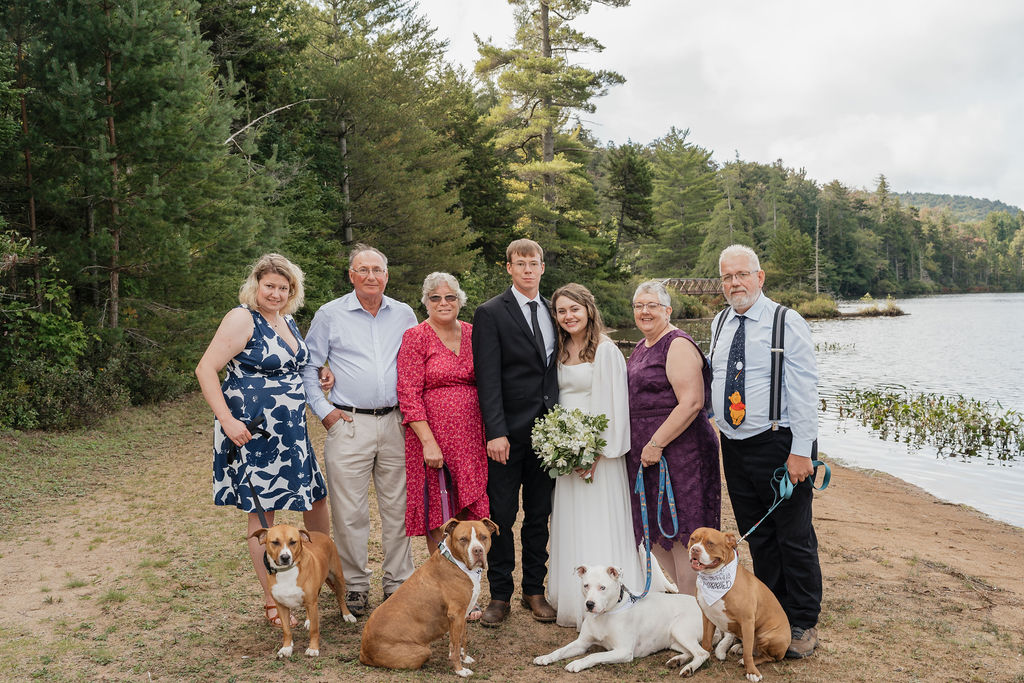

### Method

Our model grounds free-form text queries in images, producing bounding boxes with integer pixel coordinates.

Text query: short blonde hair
[506,238,544,263]
[421,272,468,307]
[238,253,305,315]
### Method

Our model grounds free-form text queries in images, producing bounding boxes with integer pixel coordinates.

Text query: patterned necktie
[724,315,746,428]
[528,301,545,357]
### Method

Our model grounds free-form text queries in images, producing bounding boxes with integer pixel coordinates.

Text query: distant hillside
[895,192,1022,222]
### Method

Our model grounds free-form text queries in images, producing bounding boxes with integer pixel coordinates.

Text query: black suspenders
[711,304,790,430]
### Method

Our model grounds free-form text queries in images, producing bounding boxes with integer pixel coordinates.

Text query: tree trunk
[340,120,352,244]
[15,37,42,306]
[104,7,120,329]
[540,1,555,209]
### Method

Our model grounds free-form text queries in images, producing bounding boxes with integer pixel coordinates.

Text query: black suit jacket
[472,287,559,442]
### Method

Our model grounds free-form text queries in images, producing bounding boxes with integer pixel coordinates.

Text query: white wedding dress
[548,339,643,629]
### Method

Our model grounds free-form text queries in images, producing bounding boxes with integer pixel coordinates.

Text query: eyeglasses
[510,260,542,269]
[351,267,386,277]
[427,294,459,304]
[632,302,665,312]
[720,271,754,284]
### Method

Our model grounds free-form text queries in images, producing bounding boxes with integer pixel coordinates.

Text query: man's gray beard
[726,290,757,311]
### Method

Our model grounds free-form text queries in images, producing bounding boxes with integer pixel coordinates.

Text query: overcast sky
[419,0,1024,210]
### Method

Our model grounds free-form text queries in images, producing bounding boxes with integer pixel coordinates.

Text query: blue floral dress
[212,306,327,512]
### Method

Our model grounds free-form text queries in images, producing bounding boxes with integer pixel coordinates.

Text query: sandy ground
[1,394,1022,681]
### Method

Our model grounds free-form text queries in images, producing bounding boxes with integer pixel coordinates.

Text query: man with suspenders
[708,244,823,659]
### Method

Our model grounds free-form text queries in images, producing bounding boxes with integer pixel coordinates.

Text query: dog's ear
[724,531,739,549]
[249,528,268,545]
[299,529,312,543]
[442,518,461,537]
[575,565,588,578]
[606,566,622,580]
[480,517,499,536]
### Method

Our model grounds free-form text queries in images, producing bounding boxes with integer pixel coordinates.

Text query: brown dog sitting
[359,518,497,677]
[250,524,356,658]
[687,527,790,682]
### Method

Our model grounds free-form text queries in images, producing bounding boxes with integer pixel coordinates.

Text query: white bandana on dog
[696,552,738,606]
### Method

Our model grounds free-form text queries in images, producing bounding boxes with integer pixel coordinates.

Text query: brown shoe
[520,594,556,623]
[480,599,510,628]
[785,626,818,659]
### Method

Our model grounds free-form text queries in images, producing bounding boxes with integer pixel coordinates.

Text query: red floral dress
[397,321,489,535]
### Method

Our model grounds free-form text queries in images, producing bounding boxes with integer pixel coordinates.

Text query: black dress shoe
[520,594,556,622]
[480,599,511,627]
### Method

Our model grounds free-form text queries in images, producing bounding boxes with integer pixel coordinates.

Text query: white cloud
[421,0,1024,208]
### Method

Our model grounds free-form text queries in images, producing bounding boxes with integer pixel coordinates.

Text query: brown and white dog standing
[250,524,357,658]
[687,527,790,682]
[359,518,497,677]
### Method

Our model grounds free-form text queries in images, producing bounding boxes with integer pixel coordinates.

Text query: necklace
[428,320,461,350]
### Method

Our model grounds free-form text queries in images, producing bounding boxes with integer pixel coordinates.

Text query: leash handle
[631,459,679,601]
[225,414,272,529]
[423,462,455,534]
[739,459,831,543]
[655,460,679,539]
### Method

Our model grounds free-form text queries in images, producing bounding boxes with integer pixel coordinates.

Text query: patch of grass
[98,589,128,604]
[0,394,207,527]
[64,577,88,589]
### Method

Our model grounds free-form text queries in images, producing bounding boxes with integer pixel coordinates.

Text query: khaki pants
[322,410,413,593]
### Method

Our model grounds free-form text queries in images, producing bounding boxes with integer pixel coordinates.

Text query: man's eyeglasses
[632,302,665,312]
[351,267,386,277]
[720,271,753,284]
[427,294,459,304]
[510,260,542,269]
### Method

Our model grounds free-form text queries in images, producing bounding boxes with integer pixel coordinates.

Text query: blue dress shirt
[300,291,417,420]
[709,293,819,458]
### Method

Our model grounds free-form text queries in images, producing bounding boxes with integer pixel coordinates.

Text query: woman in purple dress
[626,280,720,595]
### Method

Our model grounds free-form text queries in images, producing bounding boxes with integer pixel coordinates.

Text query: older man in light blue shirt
[301,244,416,617]
[709,243,823,660]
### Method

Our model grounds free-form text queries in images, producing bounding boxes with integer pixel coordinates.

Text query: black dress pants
[485,431,555,601]
[721,427,822,628]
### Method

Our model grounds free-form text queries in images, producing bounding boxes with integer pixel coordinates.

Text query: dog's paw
[303,619,310,630]
[730,642,743,655]
[342,613,357,624]
[565,659,589,673]
[305,647,319,657]
[666,654,689,666]
[277,645,293,658]
[534,655,553,666]
[455,667,473,677]
[745,674,763,683]
[462,654,476,665]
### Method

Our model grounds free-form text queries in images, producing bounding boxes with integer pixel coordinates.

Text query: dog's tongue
[690,558,703,571]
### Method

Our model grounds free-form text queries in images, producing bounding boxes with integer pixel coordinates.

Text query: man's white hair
[718,244,761,273]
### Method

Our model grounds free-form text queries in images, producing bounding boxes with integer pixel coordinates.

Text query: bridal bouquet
[531,404,609,482]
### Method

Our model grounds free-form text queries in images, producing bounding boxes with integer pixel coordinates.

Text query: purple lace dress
[626,328,721,549]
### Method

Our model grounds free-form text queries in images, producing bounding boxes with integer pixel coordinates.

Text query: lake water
[616,292,1024,529]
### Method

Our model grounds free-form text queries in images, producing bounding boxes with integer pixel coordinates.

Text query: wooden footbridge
[661,277,722,295]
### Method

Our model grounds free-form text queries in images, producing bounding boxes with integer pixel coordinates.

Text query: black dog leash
[423,462,457,534]
[226,414,272,529]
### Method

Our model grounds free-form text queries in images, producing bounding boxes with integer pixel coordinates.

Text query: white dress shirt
[510,286,556,362]
[300,291,417,420]
[709,293,819,458]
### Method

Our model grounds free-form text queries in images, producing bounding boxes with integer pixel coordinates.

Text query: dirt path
[1,393,1022,681]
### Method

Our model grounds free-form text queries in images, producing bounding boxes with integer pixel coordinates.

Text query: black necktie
[724,315,746,428]
[528,301,545,357]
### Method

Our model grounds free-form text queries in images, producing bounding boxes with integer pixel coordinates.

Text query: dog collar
[607,584,636,615]
[696,551,738,606]
[438,540,484,584]
[263,552,295,576]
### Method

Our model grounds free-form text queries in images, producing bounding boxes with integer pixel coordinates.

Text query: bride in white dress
[547,283,643,629]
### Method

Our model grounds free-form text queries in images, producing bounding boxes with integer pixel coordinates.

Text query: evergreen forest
[3,0,1023,430]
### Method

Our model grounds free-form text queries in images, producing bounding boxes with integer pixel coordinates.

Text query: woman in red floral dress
[397,272,489,570]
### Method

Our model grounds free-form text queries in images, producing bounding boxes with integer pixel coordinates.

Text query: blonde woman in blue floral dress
[196,254,331,628]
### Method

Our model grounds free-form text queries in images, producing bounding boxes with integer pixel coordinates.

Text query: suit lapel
[502,288,547,364]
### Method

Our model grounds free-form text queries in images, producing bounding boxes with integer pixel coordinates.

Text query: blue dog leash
[738,459,832,543]
[630,459,680,601]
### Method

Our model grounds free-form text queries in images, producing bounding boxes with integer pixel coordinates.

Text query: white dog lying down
[534,547,711,674]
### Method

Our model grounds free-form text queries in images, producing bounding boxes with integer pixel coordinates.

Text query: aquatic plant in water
[836,389,1023,461]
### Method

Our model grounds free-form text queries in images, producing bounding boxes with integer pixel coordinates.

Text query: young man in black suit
[471,238,559,627]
